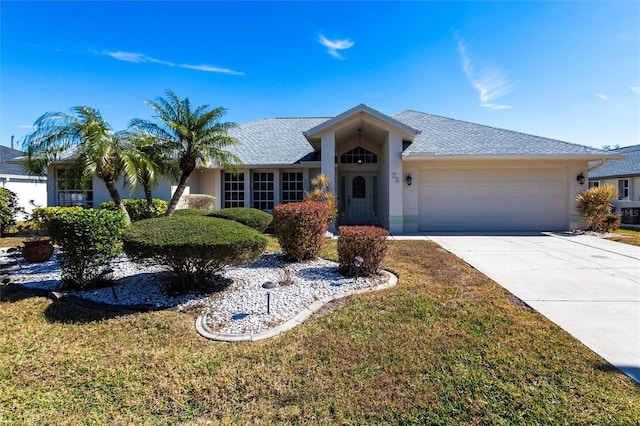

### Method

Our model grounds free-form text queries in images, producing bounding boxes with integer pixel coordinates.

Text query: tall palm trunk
[104,178,131,224]
[143,184,154,218]
[166,171,190,216]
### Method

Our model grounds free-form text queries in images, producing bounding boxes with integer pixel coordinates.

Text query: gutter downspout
[588,159,608,174]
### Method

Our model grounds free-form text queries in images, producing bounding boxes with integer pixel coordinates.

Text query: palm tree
[22,106,132,223]
[119,131,179,218]
[130,91,242,216]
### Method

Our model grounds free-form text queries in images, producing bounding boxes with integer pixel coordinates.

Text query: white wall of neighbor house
[1,176,48,219]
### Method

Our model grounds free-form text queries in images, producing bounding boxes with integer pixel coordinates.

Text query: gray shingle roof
[226,117,328,165]
[227,108,612,165]
[589,145,640,178]
[0,146,30,176]
[393,110,609,157]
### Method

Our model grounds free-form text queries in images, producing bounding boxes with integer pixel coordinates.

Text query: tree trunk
[143,184,154,218]
[165,171,191,216]
[103,178,131,224]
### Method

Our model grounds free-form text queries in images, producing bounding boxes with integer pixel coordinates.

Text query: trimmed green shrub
[100,198,168,221]
[172,208,210,217]
[31,206,85,233]
[273,201,330,262]
[338,226,389,277]
[0,188,20,237]
[576,185,620,232]
[48,208,128,290]
[209,208,272,232]
[123,215,266,290]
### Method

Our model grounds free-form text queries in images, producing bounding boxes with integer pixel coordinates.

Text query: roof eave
[402,153,627,161]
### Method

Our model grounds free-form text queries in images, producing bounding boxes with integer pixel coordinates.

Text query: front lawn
[605,226,640,247]
[1,238,638,424]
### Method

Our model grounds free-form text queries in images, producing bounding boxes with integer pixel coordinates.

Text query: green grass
[1,238,639,424]
[606,226,640,247]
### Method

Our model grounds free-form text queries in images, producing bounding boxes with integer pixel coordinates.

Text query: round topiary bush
[273,201,330,262]
[208,207,272,232]
[338,226,389,277]
[123,215,267,290]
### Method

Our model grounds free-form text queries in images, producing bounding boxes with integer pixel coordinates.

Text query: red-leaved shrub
[338,226,389,276]
[273,201,331,261]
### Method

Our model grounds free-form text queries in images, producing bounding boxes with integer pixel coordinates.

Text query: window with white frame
[618,179,630,200]
[56,168,93,207]
[340,146,377,164]
[281,171,304,203]
[252,172,274,211]
[223,172,245,208]
[588,180,600,188]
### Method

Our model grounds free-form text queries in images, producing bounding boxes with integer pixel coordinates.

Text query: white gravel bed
[1,249,382,335]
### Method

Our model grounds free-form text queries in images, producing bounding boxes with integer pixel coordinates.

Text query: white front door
[344,172,377,225]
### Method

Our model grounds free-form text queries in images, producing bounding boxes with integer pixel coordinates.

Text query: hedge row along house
[38,104,624,233]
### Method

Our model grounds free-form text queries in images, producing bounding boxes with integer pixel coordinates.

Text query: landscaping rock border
[195,270,398,342]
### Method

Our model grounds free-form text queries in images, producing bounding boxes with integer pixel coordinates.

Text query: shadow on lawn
[43,297,142,324]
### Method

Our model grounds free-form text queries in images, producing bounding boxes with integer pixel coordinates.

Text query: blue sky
[1,1,639,149]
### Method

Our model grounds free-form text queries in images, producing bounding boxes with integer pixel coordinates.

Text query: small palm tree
[130,91,242,216]
[119,131,179,218]
[22,106,131,223]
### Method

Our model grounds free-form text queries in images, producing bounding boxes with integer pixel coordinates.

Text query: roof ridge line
[396,110,606,153]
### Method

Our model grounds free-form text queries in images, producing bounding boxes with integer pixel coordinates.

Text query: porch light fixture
[357,128,363,165]
[406,174,412,186]
[262,281,276,314]
[576,173,585,185]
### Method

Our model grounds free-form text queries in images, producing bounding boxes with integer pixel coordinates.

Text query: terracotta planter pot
[22,239,54,263]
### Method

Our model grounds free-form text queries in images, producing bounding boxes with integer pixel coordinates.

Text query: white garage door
[418,167,567,231]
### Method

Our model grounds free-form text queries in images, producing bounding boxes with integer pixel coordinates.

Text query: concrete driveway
[424,232,640,384]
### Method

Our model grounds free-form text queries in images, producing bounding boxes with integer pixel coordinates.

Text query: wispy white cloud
[480,103,512,110]
[596,93,609,101]
[106,51,173,66]
[455,33,515,110]
[179,64,244,76]
[96,50,244,75]
[631,86,640,95]
[318,34,355,59]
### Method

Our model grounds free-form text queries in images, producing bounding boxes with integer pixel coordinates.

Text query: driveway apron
[424,232,640,384]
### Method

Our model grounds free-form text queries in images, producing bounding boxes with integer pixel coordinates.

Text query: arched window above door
[341,146,377,164]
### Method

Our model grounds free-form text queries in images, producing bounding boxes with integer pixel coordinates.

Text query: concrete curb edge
[195,270,399,343]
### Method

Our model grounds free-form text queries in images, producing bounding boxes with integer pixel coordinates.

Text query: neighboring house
[589,144,640,224]
[44,104,623,232]
[0,145,47,219]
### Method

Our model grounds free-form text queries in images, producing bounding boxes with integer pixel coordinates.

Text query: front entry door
[344,172,377,225]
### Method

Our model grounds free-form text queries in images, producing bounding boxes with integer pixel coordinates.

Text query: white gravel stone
[1,249,382,335]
